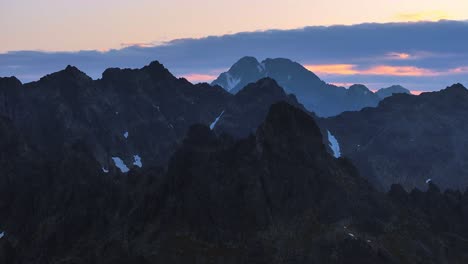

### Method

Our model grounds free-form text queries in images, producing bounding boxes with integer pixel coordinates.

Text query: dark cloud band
[1,20,467,91]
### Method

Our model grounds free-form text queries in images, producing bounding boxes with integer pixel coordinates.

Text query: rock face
[212,77,313,138]
[1,102,468,263]
[212,57,407,117]
[322,83,468,191]
[0,62,231,170]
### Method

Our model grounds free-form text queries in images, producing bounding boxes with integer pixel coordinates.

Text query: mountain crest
[0,76,22,88]
[256,102,325,158]
[231,56,260,69]
[443,83,467,93]
[40,65,92,83]
[63,65,89,78]
[236,77,285,96]
[139,60,173,78]
[348,84,371,94]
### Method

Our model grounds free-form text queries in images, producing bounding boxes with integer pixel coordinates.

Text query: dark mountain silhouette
[1,103,468,263]
[322,83,468,191]
[211,77,314,138]
[0,62,232,171]
[212,57,408,117]
[0,62,320,172]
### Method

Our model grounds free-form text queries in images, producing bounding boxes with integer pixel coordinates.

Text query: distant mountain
[212,57,408,117]
[2,102,468,263]
[321,83,468,191]
[375,85,410,99]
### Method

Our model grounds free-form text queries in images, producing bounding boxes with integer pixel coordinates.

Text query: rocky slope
[212,57,408,117]
[1,103,468,263]
[322,83,468,191]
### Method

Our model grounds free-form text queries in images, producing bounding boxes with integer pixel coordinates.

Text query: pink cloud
[304,64,468,77]
[328,82,356,87]
[386,52,411,60]
[450,67,468,74]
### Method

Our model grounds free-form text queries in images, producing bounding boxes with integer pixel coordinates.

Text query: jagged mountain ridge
[212,56,409,117]
[1,102,468,263]
[1,60,466,194]
[0,62,323,173]
[0,62,233,170]
[321,83,468,191]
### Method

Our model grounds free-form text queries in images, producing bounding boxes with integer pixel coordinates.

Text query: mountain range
[321,83,468,191]
[1,60,466,191]
[1,58,468,263]
[212,57,410,117]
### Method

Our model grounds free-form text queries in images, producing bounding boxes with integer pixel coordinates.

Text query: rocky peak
[211,57,264,92]
[230,56,260,72]
[236,77,285,97]
[262,58,322,81]
[442,83,467,94]
[39,65,92,84]
[348,84,371,94]
[256,102,325,159]
[101,67,123,80]
[0,77,22,88]
[144,60,174,78]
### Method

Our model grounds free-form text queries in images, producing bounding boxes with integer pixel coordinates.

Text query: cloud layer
[1,20,467,91]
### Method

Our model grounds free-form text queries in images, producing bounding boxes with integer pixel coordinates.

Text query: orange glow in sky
[182,73,218,83]
[395,10,452,21]
[305,64,468,77]
[410,90,425,95]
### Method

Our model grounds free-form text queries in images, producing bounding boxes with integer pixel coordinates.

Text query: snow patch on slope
[257,63,266,73]
[133,155,142,168]
[112,157,130,173]
[210,111,225,130]
[225,73,241,91]
[327,130,341,158]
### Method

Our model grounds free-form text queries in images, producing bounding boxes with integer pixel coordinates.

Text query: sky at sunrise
[1,0,468,91]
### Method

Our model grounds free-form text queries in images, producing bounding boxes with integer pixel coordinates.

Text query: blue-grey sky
[2,20,468,92]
